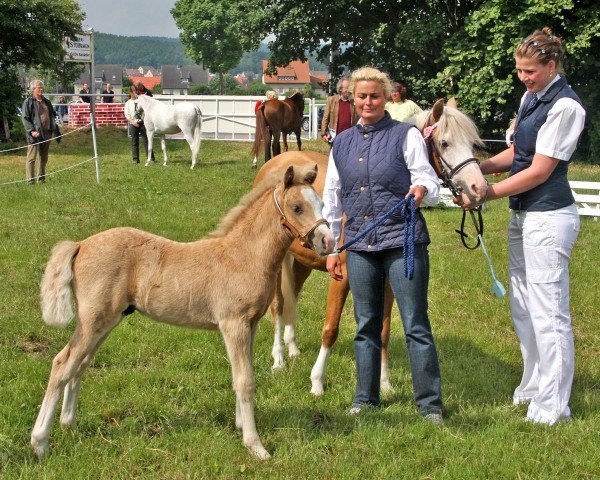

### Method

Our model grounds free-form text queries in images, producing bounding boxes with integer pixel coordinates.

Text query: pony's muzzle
[308,223,335,256]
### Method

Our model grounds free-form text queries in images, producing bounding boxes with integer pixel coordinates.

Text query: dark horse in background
[252,92,304,169]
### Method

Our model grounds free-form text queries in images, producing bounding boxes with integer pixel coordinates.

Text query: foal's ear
[283,165,295,188]
[431,99,445,123]
[447,97,458,109]
[304,165,318,185]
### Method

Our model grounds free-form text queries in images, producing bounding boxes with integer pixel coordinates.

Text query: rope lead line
[0,123,93,154]
[337,195,416,279]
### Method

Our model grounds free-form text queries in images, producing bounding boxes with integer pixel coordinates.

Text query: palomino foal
[31,165,335,461]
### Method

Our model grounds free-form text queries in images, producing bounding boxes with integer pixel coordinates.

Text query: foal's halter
[273,187,328,247]
[423,122,483,250]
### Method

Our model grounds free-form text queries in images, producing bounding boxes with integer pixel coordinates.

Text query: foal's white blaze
[301,187,335,255]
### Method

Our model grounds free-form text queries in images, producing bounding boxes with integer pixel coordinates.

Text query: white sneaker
[423,413,443,425]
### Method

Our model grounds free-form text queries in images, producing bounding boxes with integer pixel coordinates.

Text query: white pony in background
[136,94,203,169]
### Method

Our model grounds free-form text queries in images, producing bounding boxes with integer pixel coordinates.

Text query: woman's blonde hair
[349,67,393,99]
[265,90,277,100]
[516,27,565,74]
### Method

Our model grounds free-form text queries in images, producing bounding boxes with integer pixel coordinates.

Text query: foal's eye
[292,204,303,214]
[440,140,449,148]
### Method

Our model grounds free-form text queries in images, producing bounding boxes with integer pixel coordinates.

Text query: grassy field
[1,127,599,479]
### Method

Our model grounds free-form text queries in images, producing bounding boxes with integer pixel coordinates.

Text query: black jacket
[21,96,60,145]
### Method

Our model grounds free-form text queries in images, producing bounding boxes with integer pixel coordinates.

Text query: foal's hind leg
[220,319,270,460]
[31,312,120,459]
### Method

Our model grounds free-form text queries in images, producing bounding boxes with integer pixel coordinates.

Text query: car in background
[302,106,324,132]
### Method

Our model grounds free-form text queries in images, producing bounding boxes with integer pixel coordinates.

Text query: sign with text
[63,34,92,62]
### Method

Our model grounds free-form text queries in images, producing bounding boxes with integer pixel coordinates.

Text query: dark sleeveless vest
[332,111,430,251]
[509,76,583,211]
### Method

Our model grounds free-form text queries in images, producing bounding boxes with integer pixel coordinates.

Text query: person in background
[460,28,586,425]
[321,77,358,145]
[385,81,422,122]
[124,86,155,164]
[101,82,114,103]
[55,96,68,125]
[323,66,443,423]
[254,90,278,114]
[21,79,61,184]
[135,80,153,97]
[79,82,91,103]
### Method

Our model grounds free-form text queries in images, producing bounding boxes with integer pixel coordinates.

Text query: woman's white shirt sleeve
[536,97,586,161]
[322,150,343,244]
[404,127,440,207]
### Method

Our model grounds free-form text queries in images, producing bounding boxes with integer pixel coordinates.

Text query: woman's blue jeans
[346,244,443,415]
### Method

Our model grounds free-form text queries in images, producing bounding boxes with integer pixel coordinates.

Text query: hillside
[93,32,328,74]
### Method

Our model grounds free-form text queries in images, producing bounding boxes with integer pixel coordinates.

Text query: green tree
[172,0,245,94]
[208,74,241,94]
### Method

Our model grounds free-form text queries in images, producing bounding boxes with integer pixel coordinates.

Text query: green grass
[1,127,600,479]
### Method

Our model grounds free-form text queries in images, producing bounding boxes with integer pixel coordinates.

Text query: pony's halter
[423,122,480,197]
[273,187,329,247]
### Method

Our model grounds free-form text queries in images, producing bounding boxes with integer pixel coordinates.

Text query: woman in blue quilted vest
[322,66,443,423]
[465,28,586,425]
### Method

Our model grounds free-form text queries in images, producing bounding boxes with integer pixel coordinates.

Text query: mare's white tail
[40,241,80,328]
[192,107,202,161]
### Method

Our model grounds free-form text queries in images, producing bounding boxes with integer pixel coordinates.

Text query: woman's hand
[326,254,343,281]
[406,185,427,208]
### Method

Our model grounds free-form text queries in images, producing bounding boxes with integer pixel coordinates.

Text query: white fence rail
[441,181,600,217]
[153,95,323,141]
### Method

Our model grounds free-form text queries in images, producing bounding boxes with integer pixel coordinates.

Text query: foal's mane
[207,182,274,238]
[415,106,485,148]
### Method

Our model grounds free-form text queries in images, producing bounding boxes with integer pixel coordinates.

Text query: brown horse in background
[252,92,304,169]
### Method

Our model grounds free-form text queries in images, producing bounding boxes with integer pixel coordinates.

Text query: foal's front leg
[220,319,270,460]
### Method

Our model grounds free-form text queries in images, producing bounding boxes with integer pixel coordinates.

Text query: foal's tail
[40,240,80,328]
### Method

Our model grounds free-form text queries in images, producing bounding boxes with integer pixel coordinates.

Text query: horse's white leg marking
[310,346,330,396]
[380,359,393,393]
[271,314,285,371]
[161,136,168,166]
[284,325,300,358]
[252,156,258,169]
[144,130,155,166]
[220,320,270,460]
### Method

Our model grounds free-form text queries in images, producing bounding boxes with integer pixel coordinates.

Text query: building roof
[310,72,328,89]
[129,76,162,90]
[161,65,209,89]
[262,60,310,84]
[77,64,124,85]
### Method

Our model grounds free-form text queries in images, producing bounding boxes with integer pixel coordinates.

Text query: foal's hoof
[31,437,49,460]
[310,381,325,397]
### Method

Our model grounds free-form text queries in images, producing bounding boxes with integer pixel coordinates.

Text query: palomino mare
[251,92,304,169]
[30,166,335,461]
[136,93,202,169]
[255,100,487,396]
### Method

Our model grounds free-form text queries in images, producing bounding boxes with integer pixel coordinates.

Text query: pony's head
[277,165,335,256]
[286,92,305,118]
[414,99,487,205]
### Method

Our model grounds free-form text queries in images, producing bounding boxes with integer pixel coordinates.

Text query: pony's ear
[304,165,318,185]
[447,97,458,109]
[431,99,445,123]
[283,165,295,188]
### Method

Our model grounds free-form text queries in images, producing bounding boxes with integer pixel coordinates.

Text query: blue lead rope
[337,195,416,279]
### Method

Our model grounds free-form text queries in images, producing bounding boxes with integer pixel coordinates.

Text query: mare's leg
[160,136,168,166]
[310,262,350,396]
[295,128,302,152]
[380,282,394,393]
[143,127,155,166]
[220,319,270,460]
[282,132,289,152]
[272,129,282,157]
[31,311,120,459]
[264,129,272,163]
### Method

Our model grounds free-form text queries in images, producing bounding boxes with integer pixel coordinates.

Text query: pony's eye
[440,140,449,148]
[293,204,303,214]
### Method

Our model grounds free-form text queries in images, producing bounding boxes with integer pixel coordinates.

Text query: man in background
[21,80,61,184]
[321,77,358,145]
[79,82,91,103]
